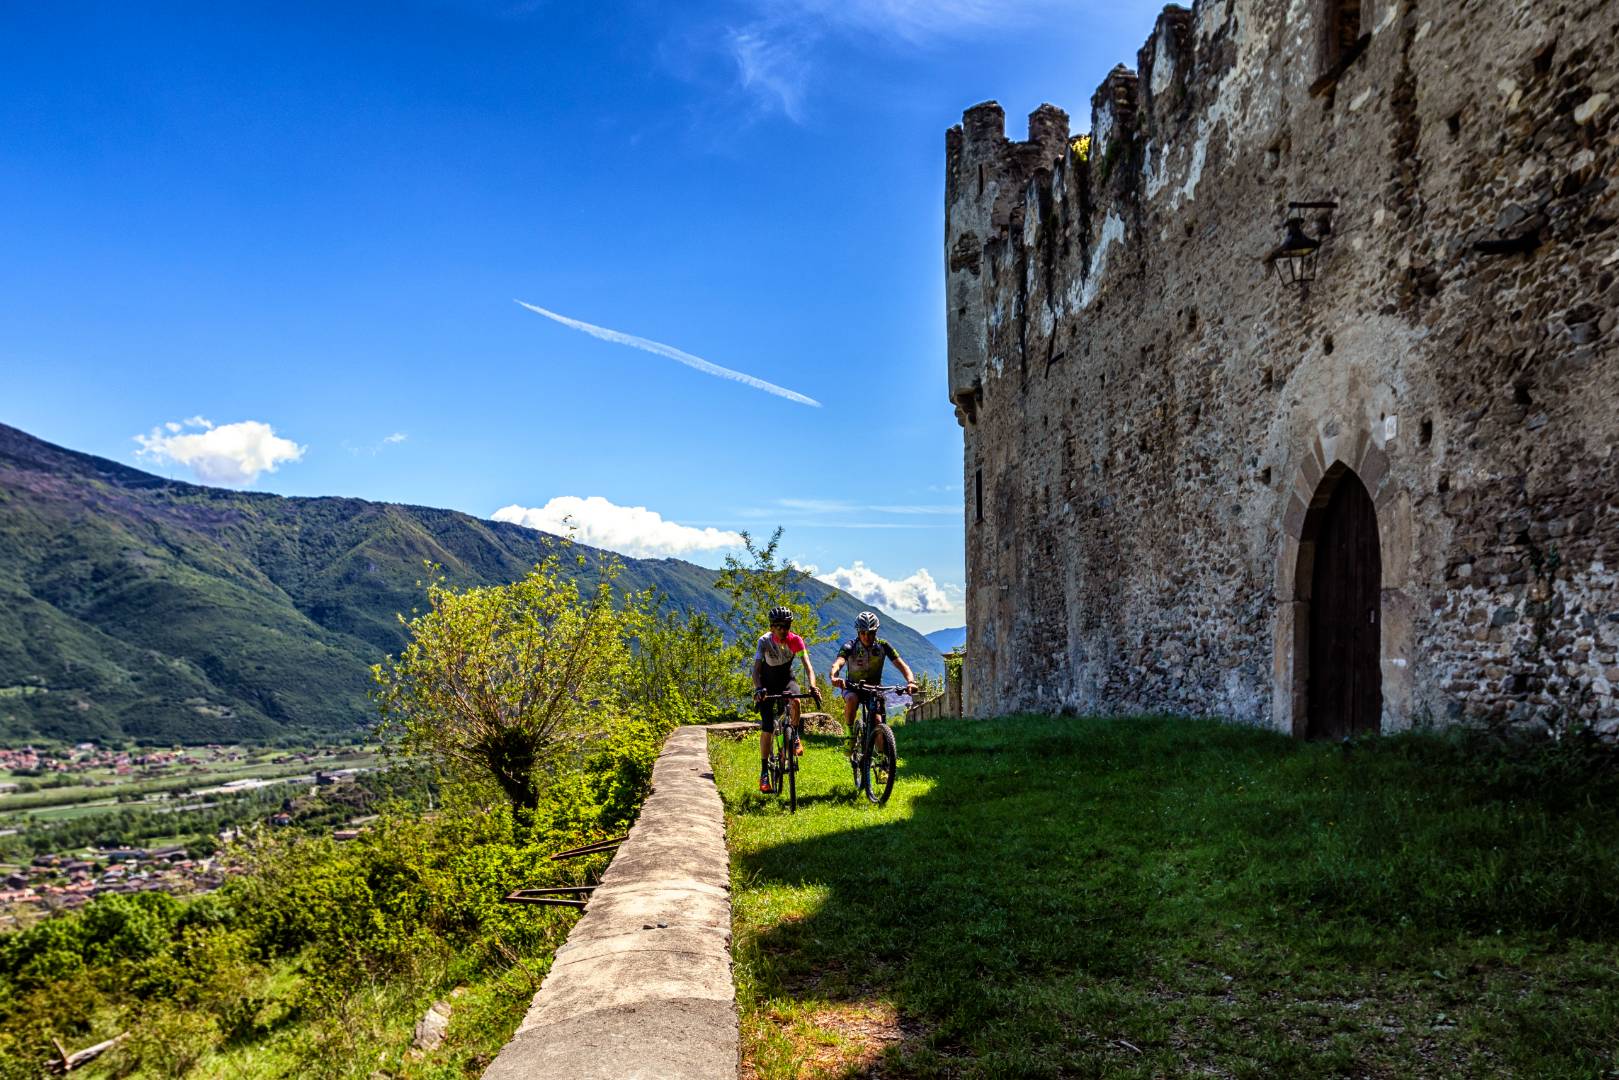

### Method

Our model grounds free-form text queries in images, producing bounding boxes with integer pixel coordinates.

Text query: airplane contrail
[515,300,821,407]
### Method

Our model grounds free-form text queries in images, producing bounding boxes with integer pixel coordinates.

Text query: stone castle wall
[945,0,1619,730]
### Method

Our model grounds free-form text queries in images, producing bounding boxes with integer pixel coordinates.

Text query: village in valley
[0,741,387,923]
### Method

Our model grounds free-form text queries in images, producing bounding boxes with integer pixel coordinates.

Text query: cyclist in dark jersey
[753,605,820,793]
[829,611,917,754]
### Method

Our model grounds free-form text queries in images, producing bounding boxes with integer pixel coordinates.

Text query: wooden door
[1307,471,1382,737]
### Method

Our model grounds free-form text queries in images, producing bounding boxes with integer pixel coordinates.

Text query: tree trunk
[482,731,543,834]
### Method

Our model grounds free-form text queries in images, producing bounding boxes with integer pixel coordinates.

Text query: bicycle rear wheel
[865,723,896,805]
[769,741,785,800]
[786,728,798,812]
[849,721,865,795]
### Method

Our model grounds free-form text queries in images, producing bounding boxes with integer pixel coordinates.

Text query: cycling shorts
[756,663,799,733]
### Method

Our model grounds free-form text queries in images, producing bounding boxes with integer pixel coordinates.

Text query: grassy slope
[713,715,1619,1079]
[0,423,941,744]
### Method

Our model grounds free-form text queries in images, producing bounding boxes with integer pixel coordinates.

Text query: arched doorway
[1302,466,1382,737]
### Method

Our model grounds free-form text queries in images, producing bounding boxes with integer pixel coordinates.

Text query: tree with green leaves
[372,551,644,828]
[626,601,739,725]
[714,528,835,651]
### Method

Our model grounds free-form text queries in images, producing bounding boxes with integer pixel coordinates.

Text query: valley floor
[712,715,1619,1078]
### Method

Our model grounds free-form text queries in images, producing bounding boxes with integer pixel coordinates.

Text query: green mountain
[0,422,942,746]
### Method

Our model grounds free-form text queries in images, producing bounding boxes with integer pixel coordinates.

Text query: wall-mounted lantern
[1265,201,1338,288]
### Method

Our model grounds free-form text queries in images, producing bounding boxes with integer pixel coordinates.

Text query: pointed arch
[1274,422,1412,737]
[1298,464,1382,737]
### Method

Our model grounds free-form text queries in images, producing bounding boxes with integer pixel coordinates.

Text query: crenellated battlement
[944,101,1072,419]
[944,2,1269,420]
[944,0,1355,422]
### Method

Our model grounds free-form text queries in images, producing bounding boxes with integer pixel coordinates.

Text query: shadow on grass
[716,715,1619,1079]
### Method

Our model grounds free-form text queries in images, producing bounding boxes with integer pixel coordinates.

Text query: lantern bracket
[1263,201,1339,288]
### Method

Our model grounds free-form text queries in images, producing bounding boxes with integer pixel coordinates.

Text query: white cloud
[777,0,1061,42]
[772,498,954,515]
[817,561,955,615]
[492,496,746,559]
[720,0,1078,121]
[516,301,820,407]
[345,431,409,457]
[729,27,811,122]
[133,418,305,486]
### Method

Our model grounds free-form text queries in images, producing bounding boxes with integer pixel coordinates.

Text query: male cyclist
[754,605,820,793]
[829,611,918,756]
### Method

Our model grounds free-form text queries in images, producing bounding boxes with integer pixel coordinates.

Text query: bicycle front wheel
[865,723,896,805]
[787,734,798,812]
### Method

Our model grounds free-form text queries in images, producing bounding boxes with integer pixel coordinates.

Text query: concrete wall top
[484,726,738,1080]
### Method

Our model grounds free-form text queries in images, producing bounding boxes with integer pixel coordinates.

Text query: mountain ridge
[0,422,942,744]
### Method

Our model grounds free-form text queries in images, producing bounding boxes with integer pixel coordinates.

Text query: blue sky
[2,0,1164,633]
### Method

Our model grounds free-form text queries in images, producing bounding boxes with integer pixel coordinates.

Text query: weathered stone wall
[946,0,1619,730]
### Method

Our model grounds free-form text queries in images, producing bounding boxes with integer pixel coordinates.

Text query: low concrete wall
[483,726,738,1080]
[911,655,966,722]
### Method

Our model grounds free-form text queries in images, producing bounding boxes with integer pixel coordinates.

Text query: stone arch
[1273,421,1413,737]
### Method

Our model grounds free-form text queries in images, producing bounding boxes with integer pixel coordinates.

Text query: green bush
[119,1003,220,1077]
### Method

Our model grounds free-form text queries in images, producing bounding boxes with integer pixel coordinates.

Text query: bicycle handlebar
[754,691,821,700]
[843,682,915,695]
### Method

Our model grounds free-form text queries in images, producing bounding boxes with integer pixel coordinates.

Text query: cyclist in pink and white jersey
[752,605,819,792]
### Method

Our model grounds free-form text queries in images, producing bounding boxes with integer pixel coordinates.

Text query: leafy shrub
[119,1003,220,1077]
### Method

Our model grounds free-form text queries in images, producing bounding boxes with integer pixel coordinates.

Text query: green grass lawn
[712,715,1619,1079]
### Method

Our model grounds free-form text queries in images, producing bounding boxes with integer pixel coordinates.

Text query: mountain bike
[843,683,909,805]
[756,691,819,812]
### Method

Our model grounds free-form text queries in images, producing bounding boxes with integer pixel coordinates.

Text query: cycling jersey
[755,630,806,668]
[755,630,805,733]
[837,637,899,684]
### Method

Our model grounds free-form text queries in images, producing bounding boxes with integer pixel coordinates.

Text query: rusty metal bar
[549,835,628,860]
[550,844,619,861]
[502,890,589,908]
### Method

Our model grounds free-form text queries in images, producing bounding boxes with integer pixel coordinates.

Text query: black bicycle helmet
[855,611,880,632]
[768,605,794,626]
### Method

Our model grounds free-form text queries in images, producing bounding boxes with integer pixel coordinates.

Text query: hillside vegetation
[0,423,941,745]
[1,531,726,1078]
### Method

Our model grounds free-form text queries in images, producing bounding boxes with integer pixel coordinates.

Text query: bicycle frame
[856,691,884,757]
[756,691,817,811]
[843,683,909,804]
